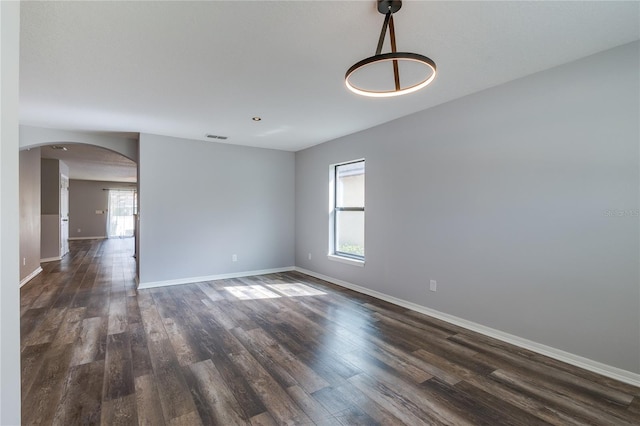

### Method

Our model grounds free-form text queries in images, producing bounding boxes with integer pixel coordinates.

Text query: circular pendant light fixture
[345,0,437,98]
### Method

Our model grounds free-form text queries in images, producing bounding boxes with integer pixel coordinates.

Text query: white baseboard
[137,266,296,290]
[20,267,43,287]
[68,236,107,241]
[294,267,640,388]
[40,256,61,263]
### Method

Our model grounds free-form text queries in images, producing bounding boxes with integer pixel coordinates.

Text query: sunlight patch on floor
[224,285,281,300]
[224,283,326,300]
[267,283,326,297]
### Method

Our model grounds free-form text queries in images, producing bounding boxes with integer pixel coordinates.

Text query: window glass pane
[107,190,136,238]
[336,211,364,257]
[336,161,364,208]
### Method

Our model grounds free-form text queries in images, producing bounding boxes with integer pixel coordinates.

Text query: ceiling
[40,143,137,183]
[20,1,640,153]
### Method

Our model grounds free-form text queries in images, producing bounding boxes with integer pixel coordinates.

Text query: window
[107,190,136,238]
[331,159,365,263]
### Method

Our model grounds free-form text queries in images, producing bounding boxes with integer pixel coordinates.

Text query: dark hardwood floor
[21,238,640,425]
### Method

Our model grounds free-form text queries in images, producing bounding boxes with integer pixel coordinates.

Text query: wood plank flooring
[21,238,640,425]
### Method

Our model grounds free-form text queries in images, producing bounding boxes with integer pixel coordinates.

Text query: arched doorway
[19,128,140,285]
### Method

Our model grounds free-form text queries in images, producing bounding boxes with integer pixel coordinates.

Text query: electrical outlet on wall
[23,258,26,266]
[77,228,81,233]
[429,280,437,292]
[308,253,312,260]
[232,254,238,262]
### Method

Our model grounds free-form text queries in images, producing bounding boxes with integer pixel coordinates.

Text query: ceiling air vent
[206,134,228,140]
[50,145,68,151]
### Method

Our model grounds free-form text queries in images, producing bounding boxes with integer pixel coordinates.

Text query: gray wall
[1,1,21,422]
[41,158,59,215]
[138,133,295,285]
[295,42,639,373]
[20,148,41,280]
[69,179,136,239]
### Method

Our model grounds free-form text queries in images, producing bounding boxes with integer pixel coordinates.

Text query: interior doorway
[20,141,139,284]
[60,174,69,256]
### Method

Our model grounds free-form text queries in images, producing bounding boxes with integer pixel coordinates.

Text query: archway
[19,127,140,285]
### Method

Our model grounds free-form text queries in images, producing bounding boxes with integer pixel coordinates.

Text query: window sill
[327,254,365,267]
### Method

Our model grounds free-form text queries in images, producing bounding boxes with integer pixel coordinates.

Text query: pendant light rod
[375,12,392,55]
[376,11,401,90]
[388,14,400,90]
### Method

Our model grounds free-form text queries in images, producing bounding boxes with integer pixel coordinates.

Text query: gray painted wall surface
[295,42,640,373]
[138,133,295,284]
[69,180,136,239]
[41,158,59,215]
[40,215,60,260]
[1,1,21,422]
[20,148,41,280]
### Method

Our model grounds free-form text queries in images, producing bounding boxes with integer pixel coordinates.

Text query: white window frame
[328,159,365,267]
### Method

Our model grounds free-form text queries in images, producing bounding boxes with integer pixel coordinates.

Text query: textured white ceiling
[20,1,640,152]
